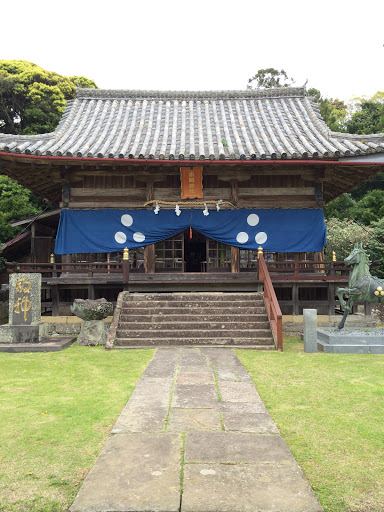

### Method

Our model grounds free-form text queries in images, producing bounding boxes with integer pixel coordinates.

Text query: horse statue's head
[344,242,371,266]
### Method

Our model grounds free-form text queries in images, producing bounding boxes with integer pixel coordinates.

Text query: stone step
[114,337,275,346]
[119,313,269,323]
[113,344,276,350]
[122,301,264,310]
[116,329,274,339]
[121,307,267,317]
[118,321,271,330]
[125,293,263,302]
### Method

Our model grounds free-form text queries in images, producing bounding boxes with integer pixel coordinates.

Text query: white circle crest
[115,231,127,244]
[121,214,133,227]
[133,232,145,243]
[236,232,249,244]
[255,232,268,244]
[247,214,259,226]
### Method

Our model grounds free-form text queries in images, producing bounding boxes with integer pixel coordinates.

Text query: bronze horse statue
[337,243,384,329]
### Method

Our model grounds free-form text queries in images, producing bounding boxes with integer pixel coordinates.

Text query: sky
[2,0,383,101]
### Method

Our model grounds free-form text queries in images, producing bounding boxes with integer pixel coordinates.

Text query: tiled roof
[1,87,383,160]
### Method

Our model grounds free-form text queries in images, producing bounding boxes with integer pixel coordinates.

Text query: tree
[324,217,372,261]
[346,92,384,135]
[0,176,45,245]
[349,190,384,225]
[248,68,295,89]
[0,60,97,135]
[323,193,356,220]
[307,88,347,132]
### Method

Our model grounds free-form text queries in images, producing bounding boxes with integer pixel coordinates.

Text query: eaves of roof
[1,86,383,162]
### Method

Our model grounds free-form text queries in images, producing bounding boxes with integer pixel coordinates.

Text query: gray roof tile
[1,87,383,160]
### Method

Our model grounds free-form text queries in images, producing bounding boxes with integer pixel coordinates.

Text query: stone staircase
[112,292,275,349]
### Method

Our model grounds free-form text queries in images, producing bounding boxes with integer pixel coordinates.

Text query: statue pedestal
[71,298,113,346]
[317,327,384,353]
[77,320,108,346]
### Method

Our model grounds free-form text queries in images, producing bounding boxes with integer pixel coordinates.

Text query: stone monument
[0,273,49,343]
[71,298,113,346]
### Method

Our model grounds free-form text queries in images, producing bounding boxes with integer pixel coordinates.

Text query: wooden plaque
[180,167,203,199]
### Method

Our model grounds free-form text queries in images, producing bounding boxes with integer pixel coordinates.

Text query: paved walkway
[70,348,323,512]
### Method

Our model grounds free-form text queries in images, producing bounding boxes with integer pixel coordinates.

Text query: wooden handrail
[5,261,123,277]
[258,253,283,351]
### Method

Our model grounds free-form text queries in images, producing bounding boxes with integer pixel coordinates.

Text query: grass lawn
[237,338,384,512]
[0,344,155,512]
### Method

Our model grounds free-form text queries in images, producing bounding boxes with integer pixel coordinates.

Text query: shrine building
[0,86,383,319]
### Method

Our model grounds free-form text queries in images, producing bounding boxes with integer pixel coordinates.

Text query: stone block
[303,309,317,353]
[182,464,323,512]
[172,384,218,408]
[220,402,276,433]
[77,320,108,346]
[0,322,49,344]
[9,273,42,325]
[69,433,181,512]
[185,432,295,464]
[167,408,222,432]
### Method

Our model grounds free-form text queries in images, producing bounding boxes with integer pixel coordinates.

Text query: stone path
[70,348,323,512]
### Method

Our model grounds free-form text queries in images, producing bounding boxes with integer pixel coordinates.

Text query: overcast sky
[3,0,383,101]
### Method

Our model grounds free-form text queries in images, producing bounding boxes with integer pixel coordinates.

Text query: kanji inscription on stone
[10,273,42,326]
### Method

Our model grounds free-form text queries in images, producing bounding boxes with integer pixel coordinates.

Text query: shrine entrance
[184,229,206,272]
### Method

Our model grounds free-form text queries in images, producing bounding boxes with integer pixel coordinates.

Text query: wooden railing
[265,260,350,280]
[4,261,131,283]
[5,259,362,283]
[258,253,283,351]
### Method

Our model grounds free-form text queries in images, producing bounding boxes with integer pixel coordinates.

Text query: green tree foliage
[350,171,384,200]
[349,190,384,225]
[248,68,295,89]
[323,193,356,220]
[325,218,371,262]
[307,88,347,132]
[0,176,45,245]
[325,217,384,278]
[346,92,384,135]
[0,61,97,245]
[0,60,97,135]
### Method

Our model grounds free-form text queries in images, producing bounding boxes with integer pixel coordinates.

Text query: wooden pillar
[230,179,239,204]
[146,178,154,202]
[88,285,95,300]
[62,254,70,273]
[51,285,59,316]
[230,179,240,273]
[31,223,36,263]
[145,176,156,274]
[231,246,240,273]
[145,244,155,273]
[328,283,336,316]
[292,283,299,316]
